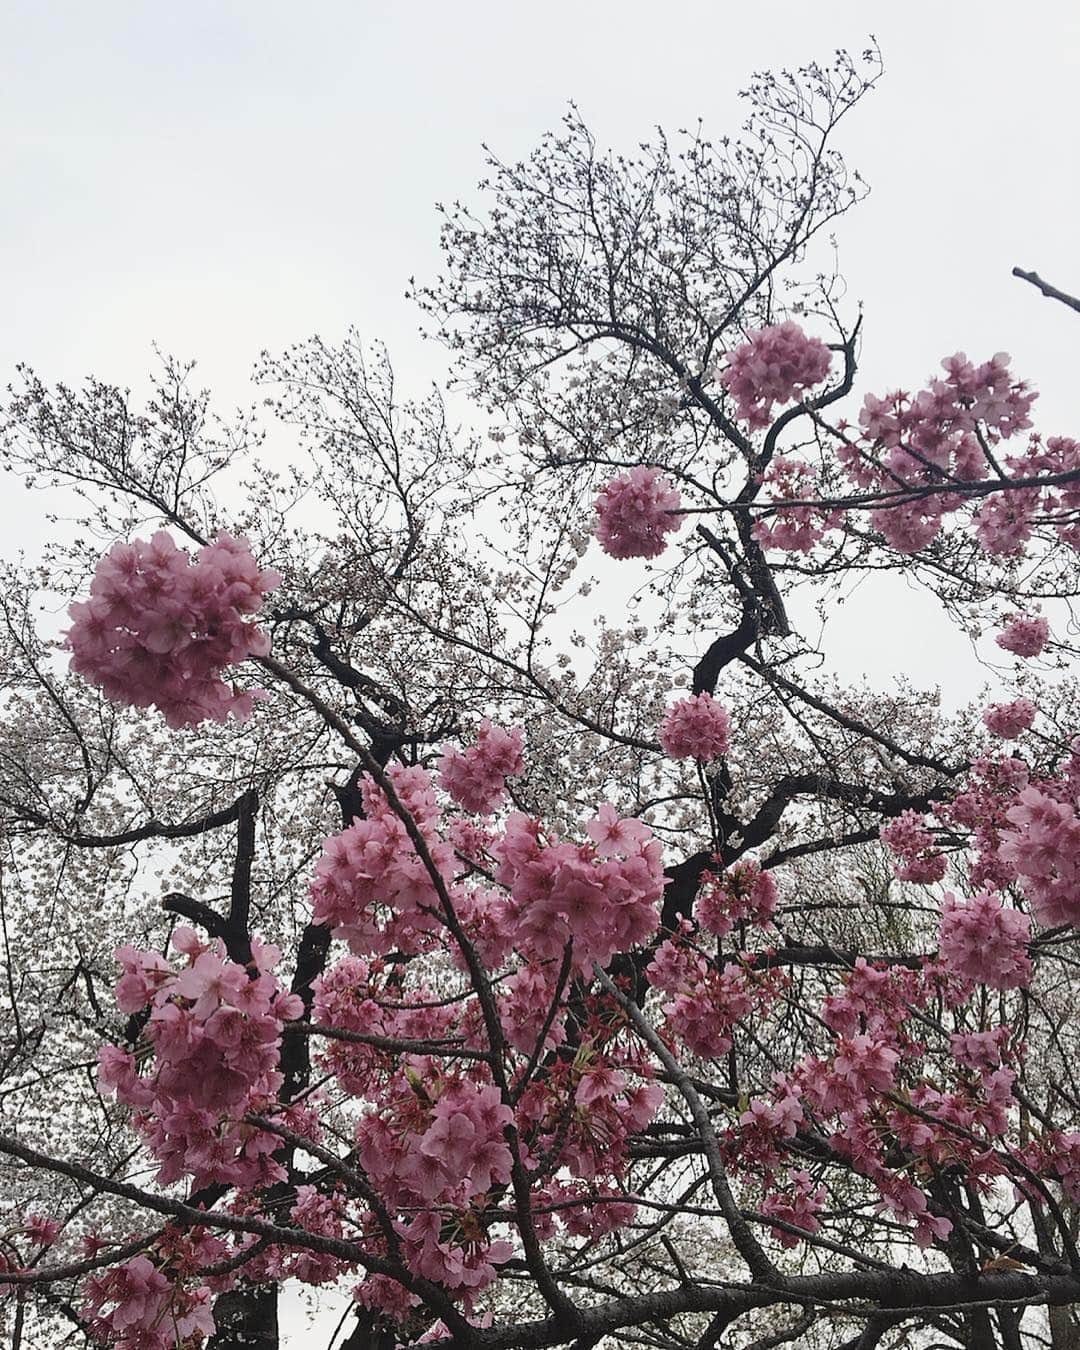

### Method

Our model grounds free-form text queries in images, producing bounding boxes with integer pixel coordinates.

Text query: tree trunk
[208,1284,279,1350]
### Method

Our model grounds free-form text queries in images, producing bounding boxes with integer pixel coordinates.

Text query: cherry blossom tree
[4,43,1080,1350]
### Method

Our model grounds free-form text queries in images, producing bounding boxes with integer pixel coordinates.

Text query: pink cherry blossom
[996,614,1050,659]
[659,692,731,761]
[719,322,832,429]
[982,699,1037,739]
[937,890,1032,990]
[594,466,682,559]
[438,720,525,815]
[66,530,279,728]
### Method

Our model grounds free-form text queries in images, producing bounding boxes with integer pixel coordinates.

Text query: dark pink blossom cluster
[659,692,731,761]
[82,1255,214,1350]
[719,321,832,429]
[883,745,1080,935]
[66,531,280,728]
[937,891,1032,990]
[356,1068,515,1294]
[651,940,782,1059]
[760,1169,826,1248]
[438,719,525,815]
[996,613,1050,659]
[593,466,682,559]
[310,764,458,956]
[880,810,947,884]
[731,949,1027,1249]
[982,698,1037,739]
[97,928,303,1191]
[1027,434,1080,548]
[1000,784,1080,927]
[494,805,665,971]
[835,353,1038,555]
[752,456,841,553]
[694,860,777,938]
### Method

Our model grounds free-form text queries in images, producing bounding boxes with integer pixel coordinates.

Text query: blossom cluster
[937,890,1032,990]
[438,719,525,815]
[695,860,777,938]
[996,613,1050,659]
[310,763,457,956]
[982,698,1037,739]
[67,530,280,728]
[839,352,1038,554]
[82,1255,215,1350]
[659,692,731,761]
[751,456,840,553]
[718,321,833,429]
[880,810,946,884]
[593,465,682,559]
[494,805,666,971]
[97,928,304,1191]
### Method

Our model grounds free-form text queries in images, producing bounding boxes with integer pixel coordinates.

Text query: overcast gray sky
[2,0,1078,693]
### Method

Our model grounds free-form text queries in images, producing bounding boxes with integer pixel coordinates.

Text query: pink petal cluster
[494,806,665,971]
[996,614,1050,659]
[695,861,778,938]
[752,456,841,552]
[594,466,682,559]
[1000,785,1080,927]
[837,353,1038,555]
[659,692,731,761]
[982,699,1037,739]
[937,891,1032,990]
[1029,434,1080,548]
[880,810,947,884]
[761,1169,826,1248]
[719,321,832,429]
[82,1256,214,1350]
[66,530,280,728]
[438,720,525,815]
[97,928,304,1190]
[310,764,458,956]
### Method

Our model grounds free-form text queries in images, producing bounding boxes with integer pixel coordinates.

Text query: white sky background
[3,1,1079,700]
[1,1,1079,1341]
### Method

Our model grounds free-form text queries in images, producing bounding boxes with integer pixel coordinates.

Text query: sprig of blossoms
[719,321,832,429]
[593,466,682,559]
[659,692,731,761]
[66,530,280,728]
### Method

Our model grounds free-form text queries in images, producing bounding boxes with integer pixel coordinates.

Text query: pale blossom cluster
[937,891,1032,990]
[438,719,525,815]
[982,698,1037,739]
[996,613,1050,659]
[593,465,682,559]
[66,530,280,728]
[659,692,731,761]
[718,321,832,429]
